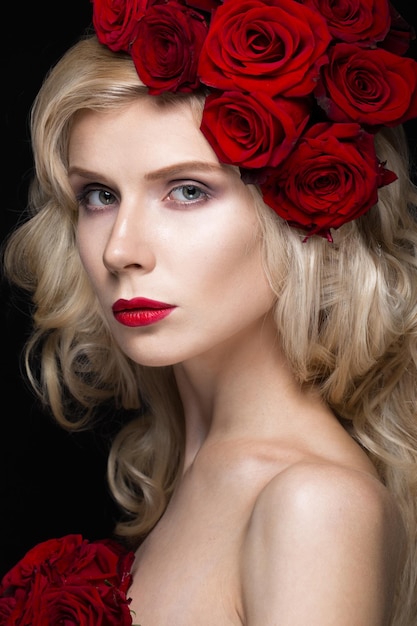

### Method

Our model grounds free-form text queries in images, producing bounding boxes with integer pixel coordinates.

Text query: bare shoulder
[241,462,405,626]
[252,461,402,531]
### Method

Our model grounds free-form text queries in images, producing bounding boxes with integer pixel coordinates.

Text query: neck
[172,313,323,470]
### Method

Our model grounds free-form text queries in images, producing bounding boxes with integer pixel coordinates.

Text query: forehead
[68,97,218,166]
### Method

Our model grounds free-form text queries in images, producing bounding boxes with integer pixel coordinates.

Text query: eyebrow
[144,161,227,181]
[67,161,228,181]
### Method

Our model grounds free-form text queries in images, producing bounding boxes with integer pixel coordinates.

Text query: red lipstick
[112,298,176,327]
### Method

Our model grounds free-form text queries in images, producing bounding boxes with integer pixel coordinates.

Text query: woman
[1,0,417,624]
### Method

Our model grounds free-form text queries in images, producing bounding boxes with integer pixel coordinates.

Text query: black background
[1,1,118,578]
[1,1,417,578]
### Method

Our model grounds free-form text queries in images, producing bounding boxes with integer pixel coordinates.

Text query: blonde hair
[3,35,417,625]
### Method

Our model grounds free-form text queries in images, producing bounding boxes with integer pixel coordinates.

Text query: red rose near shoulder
[0,534,135,625]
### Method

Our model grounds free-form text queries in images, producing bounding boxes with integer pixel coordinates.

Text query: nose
[103,201,156,274]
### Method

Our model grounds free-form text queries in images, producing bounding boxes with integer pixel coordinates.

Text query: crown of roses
[91,0,417,241]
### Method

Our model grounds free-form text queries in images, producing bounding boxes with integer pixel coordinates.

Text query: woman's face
[69,98,275,368]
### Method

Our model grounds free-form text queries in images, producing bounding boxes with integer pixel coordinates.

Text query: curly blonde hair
[3,35,417,625]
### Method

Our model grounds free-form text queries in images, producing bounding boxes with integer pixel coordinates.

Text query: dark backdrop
[1,1,120,578]
[1,1,417,578]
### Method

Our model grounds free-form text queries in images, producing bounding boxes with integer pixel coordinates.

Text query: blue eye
[169,184,208,203]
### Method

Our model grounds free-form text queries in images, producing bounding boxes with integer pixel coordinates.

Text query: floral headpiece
[91,0,417,241]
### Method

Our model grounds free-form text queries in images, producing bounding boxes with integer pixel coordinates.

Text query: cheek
[221,215,263,272]
[76,228,91,272]
[76,223,104,285]
[197,217,268,296]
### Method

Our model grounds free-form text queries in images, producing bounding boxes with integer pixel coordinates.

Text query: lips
[112,297,176,327]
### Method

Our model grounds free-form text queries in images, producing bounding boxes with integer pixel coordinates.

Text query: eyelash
[76,182,210,212]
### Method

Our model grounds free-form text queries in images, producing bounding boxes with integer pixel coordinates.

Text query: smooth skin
[69,99,404,625]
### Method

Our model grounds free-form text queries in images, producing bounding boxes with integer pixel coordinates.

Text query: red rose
[303,0,391,44]
[0,534,135,626]
[130,0,209,93]
[316,43,417,127]
[198,0,331,98]
[1,534,83,589]
[36,584,124,625]
[200,90,310,169]
[92,0,149,51]
[260,122,397,240]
